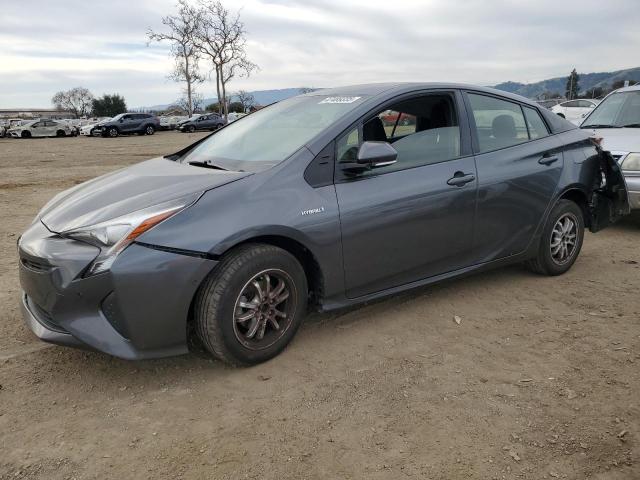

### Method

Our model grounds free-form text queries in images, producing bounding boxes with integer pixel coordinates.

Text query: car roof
[613,84,640,93]
[307,82,544,109]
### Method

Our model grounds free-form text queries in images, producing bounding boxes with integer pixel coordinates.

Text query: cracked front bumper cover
[18,221,216,360]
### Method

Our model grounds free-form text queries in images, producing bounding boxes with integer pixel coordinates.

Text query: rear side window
[468,94,528,153]
[523,107,549,139]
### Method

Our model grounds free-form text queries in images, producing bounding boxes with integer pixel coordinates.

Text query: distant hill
[494,67,640,98]
[141,87,314,111]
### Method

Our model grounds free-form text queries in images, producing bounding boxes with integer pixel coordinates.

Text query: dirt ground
[1,132,639,480]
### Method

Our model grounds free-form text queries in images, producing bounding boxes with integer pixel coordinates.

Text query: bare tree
[234,89,256,111]
[193,1,257,118]
[51,87,94,118]
[147,0,203,116]
[176,92,204,114]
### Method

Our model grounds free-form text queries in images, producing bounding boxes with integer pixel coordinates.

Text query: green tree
[565,69,580,100]
[228,101,244,113]
[92,94,127,117]
[205,102,221,112]
[611,79,638,91]
[582,86,604,99]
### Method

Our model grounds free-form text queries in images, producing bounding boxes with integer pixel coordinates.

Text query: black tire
[144,125,155,135]
[56,130,65,137]
[187,125,196,133]
[194,244,308,366]
[21,130,31,139]
[526,199,584,276]
[106,127,118,138]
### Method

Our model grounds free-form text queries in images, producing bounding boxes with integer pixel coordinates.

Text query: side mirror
[119,119,124,123]
[357,141,398,166]
[340,141,397,174]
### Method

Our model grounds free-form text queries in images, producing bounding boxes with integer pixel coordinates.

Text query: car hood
[582,127,640,154]
[40,157,251,233]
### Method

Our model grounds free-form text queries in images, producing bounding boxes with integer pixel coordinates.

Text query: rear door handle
[447,172,475,187]
[539,154,559,166]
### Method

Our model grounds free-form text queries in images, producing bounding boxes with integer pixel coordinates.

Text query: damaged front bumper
[18,221,216,360]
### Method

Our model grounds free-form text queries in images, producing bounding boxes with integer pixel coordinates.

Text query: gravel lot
[1,132,639,479]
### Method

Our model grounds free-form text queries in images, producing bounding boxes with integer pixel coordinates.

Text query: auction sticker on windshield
[319,96,362,104]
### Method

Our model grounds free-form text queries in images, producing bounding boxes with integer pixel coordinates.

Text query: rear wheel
[194,244,308,366]
[526,199,584,275]
[144,125,155,135]
[56,130,65,137]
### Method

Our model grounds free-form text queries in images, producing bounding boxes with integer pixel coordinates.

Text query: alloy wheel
[232,269,296,350]
[550,213,578,265]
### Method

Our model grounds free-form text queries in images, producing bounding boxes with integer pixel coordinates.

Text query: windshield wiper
[581,124,617,129]
[620,123,640,128]
[187,161,228,171]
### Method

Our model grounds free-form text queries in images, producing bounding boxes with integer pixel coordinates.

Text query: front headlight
[621,153,640,171]
[64,194,199,276]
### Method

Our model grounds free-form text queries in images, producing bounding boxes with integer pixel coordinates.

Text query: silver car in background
[581,85,640,210]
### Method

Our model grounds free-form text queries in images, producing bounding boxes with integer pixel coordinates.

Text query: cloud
[0,0,638,108]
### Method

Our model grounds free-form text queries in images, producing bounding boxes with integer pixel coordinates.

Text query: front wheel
[187,125,196,133]
[526,199,584,275]
[107,127,118,138]
[194,244,308,366]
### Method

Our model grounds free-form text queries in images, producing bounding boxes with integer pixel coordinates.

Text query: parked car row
[2,111,249,139]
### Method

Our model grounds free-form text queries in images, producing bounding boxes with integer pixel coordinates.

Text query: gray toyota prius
[18,83,630,365]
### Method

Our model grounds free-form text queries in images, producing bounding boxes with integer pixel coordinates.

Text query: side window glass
[337,127,360,163]
[349,94,461,177]
[523,107,549,139]
[468,94,528,153]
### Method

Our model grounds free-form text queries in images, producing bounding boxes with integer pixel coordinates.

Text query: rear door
[335,90,478,298]
[464,92,564,263]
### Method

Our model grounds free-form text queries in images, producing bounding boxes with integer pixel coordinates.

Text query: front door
[335,91,477,298]
[464,92,564,263]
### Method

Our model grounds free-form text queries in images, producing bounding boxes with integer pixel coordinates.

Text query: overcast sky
[1,0,638,108]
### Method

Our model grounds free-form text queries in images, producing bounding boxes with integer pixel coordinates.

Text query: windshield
[111,113,125,121]
[582,90,640,128]
[180,94,366,172]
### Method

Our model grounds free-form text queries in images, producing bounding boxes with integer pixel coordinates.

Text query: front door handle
[447,171,475,187]
[539,154,559,166]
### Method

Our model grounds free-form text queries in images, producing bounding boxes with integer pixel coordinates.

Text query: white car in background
[80,117,112,136]
[8,119,72,138]
[551,99,599,125]
[580,85,640,210]
[227,112,247,123]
